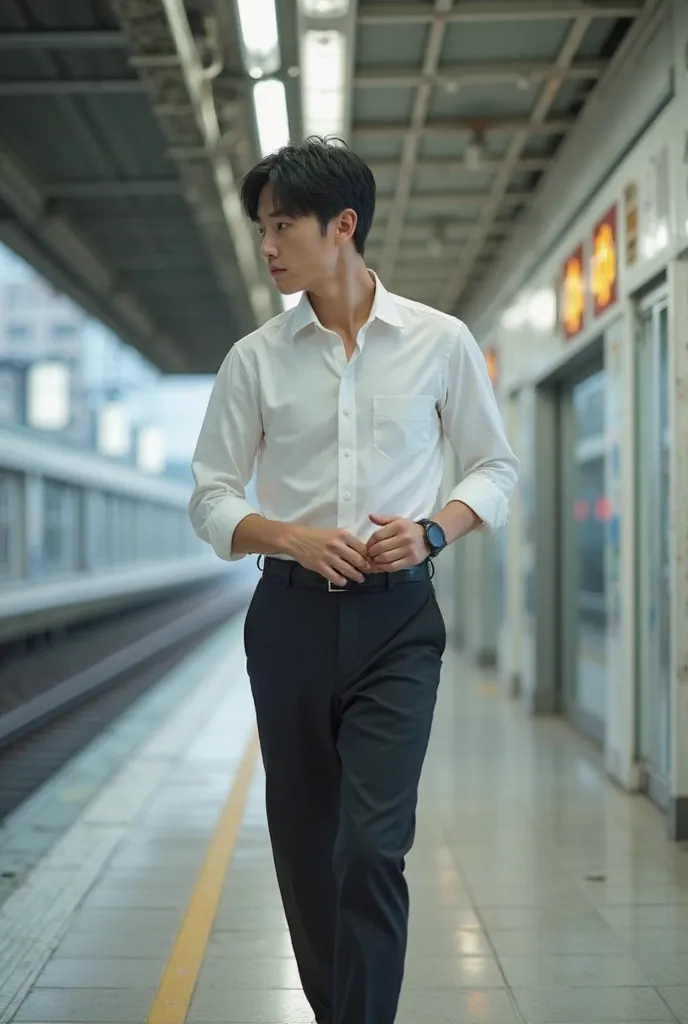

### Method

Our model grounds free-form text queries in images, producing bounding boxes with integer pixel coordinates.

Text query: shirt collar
[289,270,403,339]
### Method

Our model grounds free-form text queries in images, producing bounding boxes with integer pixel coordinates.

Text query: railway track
[0,577,252,822]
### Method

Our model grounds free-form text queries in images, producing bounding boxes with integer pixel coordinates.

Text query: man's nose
[261,235,278,259]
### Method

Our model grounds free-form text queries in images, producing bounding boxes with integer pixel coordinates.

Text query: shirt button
[342,409,350,417]
[344,449,352,458]
[343,491,351,501]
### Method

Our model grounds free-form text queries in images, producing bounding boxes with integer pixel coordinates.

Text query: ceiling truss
[352,0,643,312]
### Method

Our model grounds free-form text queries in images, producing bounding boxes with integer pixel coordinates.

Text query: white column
[499,394,524,696]
[603,309,639,791]
[668,259,688,839]
[433,438,460,633]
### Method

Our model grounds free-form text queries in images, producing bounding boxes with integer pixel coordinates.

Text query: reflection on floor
[420,647,688,1023]
[14,642,688,1024]
[576,617,608,724]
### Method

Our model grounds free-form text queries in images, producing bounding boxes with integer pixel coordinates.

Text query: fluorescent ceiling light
[253,78,291,156]
[236,0,281,78]
[302,30,346,138]
[300,0,349,14]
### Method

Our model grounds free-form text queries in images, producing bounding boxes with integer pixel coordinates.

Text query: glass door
[636,294,671,807]
[560,364,608,743]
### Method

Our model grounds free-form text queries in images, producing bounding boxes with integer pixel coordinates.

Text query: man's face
[256,184,339,295]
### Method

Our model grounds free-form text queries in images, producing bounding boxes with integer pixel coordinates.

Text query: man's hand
[366,514,429,572]
[285,525,371,586]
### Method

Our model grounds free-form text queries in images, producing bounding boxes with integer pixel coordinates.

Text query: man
[189,137,518,1024]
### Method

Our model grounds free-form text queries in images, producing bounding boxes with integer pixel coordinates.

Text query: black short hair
[240,136,376,255]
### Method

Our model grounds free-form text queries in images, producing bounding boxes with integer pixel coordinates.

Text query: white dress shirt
[189,273,518,562]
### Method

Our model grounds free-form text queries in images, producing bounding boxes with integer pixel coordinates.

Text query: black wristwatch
[417,518,447,558]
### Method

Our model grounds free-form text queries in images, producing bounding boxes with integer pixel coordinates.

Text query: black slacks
[243,565,446,1024]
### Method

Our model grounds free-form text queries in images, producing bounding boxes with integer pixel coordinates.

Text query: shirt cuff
[447,474,509,532]
[203,499,259,562]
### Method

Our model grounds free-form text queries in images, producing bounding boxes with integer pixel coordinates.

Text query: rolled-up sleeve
[440,321,519,531]
[188,344,262,561]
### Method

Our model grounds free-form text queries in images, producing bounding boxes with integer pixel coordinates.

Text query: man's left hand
[366,513,429,572]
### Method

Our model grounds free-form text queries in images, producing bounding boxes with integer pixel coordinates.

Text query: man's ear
[335,208,358,246]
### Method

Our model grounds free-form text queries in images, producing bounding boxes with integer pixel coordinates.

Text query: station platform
[2,611,688,1024]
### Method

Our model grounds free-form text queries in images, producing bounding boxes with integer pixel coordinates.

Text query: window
[6,284,29,308]
[6,323,32,343]
[0,370,19,424]
[43,480,80,574]
[51,323,77,343]
[0,472,22,579]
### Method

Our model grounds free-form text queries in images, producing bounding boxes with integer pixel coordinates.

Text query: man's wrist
[277,522,304,559]
[433,501,482,545]
[232,514,300,558]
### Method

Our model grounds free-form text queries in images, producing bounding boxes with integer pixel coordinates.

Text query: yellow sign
[591,206,617,314]
[562,246,585,339]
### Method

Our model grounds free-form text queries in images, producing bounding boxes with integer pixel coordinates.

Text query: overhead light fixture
[299,0,350,14]
[235,0,281,79]
[302,30,346,138]
[253,78,291,156]
[427,221,445,258]
[465,129,487,171]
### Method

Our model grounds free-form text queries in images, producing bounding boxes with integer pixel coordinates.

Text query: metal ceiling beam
[354,116,574,137]
[111,0,274,334]
[355,60,604,88]
[368,222,512,242]
[357,1,644,24]
[369,156,550,174]
[375,191,530,213]
[0,138,186,371]
[0,79,145,97]
[439,14,593,311]
[0,30,127,49]
[374,0,453,284]
[46,179,182,199]
[367,245,501,261]
[369,260,499,272]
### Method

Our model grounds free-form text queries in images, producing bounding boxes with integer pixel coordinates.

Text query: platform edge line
[145,728,260,1024]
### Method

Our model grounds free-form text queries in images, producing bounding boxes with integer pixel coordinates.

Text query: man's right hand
[284,525,371,586]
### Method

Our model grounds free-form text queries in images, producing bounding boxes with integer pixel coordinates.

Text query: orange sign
[591,205,617,315]
[485,347,498,387]
[562,245,585,339]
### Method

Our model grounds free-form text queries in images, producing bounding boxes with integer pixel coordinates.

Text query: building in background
[0,243,208,479]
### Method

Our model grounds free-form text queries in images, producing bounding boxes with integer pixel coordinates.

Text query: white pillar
[602,309,639,792]
[668,259,688,839]
[499,394,524,696]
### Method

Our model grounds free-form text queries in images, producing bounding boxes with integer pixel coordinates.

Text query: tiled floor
[10,639,688,1023]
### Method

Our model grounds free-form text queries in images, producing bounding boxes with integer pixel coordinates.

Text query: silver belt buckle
[327,580,347,592]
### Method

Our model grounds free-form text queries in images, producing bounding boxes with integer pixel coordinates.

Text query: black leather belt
[260,556,432,592]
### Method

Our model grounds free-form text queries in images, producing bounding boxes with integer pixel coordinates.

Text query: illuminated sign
[591,205,617,315]
[562,245,585,339]
[484,347,498,387]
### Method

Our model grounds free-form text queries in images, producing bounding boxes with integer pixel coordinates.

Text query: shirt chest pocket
[372,394,437,461]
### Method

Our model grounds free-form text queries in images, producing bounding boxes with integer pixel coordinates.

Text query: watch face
[427,523,445,551]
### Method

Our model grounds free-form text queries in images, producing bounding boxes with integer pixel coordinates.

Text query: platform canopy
[0,1,645,372]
